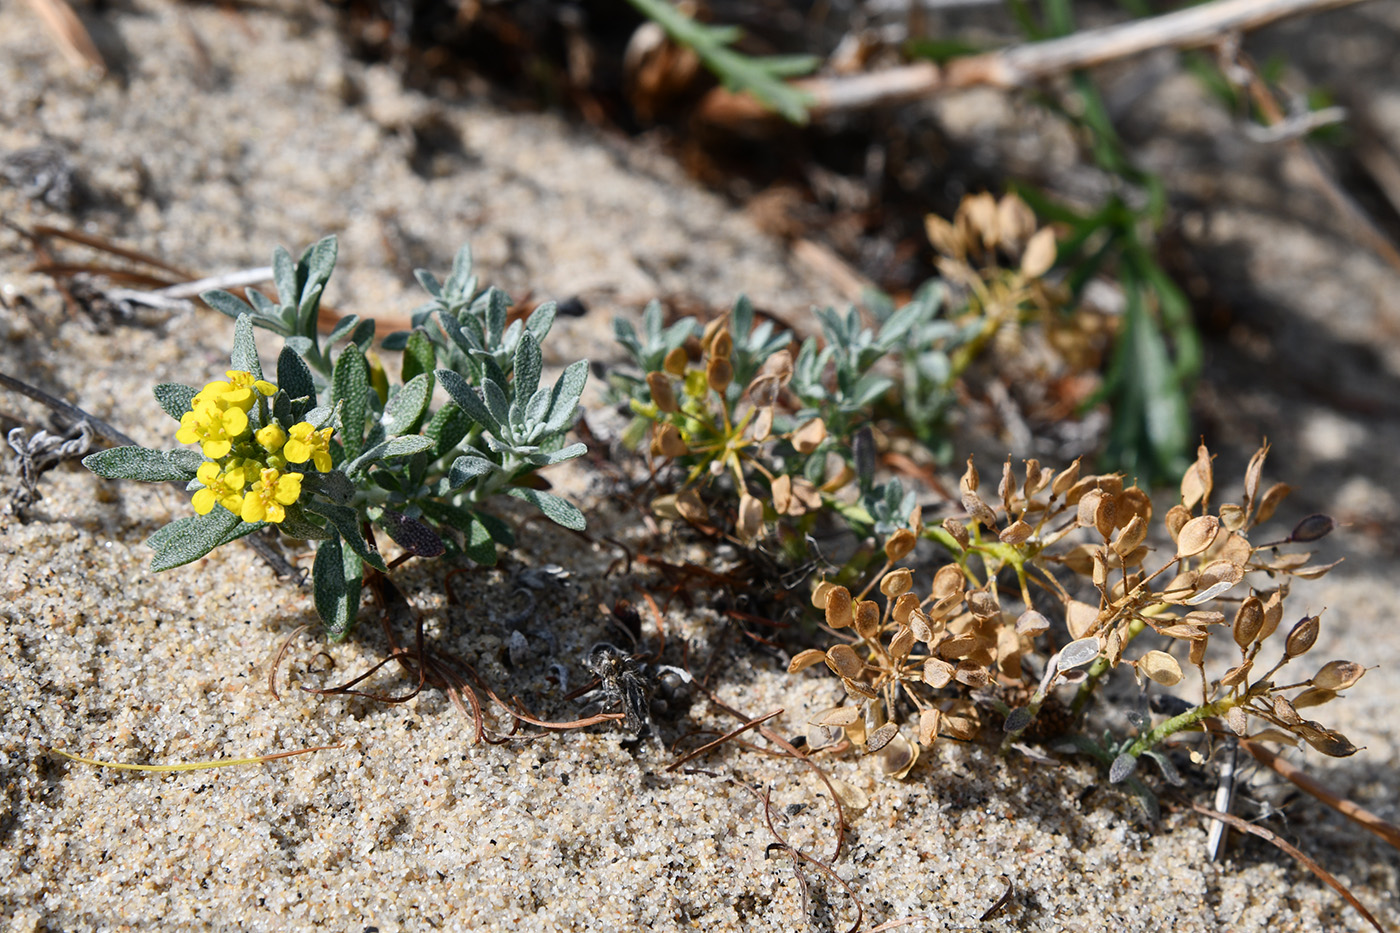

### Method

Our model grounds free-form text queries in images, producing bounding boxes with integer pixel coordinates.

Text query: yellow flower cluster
[176,371,334,524]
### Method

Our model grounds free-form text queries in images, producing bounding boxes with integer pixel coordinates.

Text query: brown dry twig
[22,0,104,73]
[697,0,1371,123]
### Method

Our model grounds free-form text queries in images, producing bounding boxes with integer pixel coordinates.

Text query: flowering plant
[83,238,589,638]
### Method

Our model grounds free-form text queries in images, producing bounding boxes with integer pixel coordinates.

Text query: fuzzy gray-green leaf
[507,487,586,530]
[332,343,369,462]
[382,372,434,436]
[313,533,362,640]
[84,447,200,483]
[147,508,261,572]
[230,314,263,382]
[154,383,198,421]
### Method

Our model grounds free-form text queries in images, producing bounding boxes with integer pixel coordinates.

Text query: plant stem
[1069,616,1145,720]
[1125,693,1243,759]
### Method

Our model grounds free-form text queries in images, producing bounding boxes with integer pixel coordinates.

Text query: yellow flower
[176,406,250,459]
[255,423,287,453]
[190,371,277,416]
[191,460,249,516]
[284,422,334,472]
[240,467,303,524]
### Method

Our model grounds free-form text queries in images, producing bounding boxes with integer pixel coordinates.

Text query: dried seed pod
[1160,570,1199,603]
[891,592,919,625]
[1294,722,1359,757]
[1272,695,1303,725]
[791,417,826,454]
[811,579,835,610]
[843,677,879,701]
[923,657,955,687]
[662,345,689,375]
[1184,559,1245,604]
[771,473,792,515]
[961,455,980,494]
[1000,520,1034,545]
[1243,443,1269,516]
[825,644,863,679]
[1091,549,1109,589]
[813,706,863,727]
[1164,503,1193,541]
[736,493,763,542]
[807,721,845,751]
[1113,515,1148,558]
[1051,457,1082,498]
[998,458,1016,513]
[1290,559,1344,580]
[1218,503,1247,532]
[1020,226,1057,278]
[879,734,920,779]
[854,599,881,641]
[1065,600,1099,640]
[1116,486,1153,525]
[925,213,960,258]
[962,492,999,530]
[1254,482,1292,525]
[751,406,774,442]
[1016,610,1050,637]
[941,702,980,741]
[1232,596,1265,648]
[942,517,970,551]
[885,528,916,562]
[1063,475,1100,508]
[710,326,733,361]
[998,192,1037,245]
[1059,636,1101,670]
[909,609,936,644]
[996,625,1023,679]
[1291,687,1339,709]
[675,488,707,523]
[1259,589,1285,641]
[889,627,916,662]
[880,567,914,598]
[652,423,688,458]
[1181,443,1213,509]
[1225,705,1249,736]
[1219,659,1253,688]
[1176,515,1221,559]
[930,563,966,601]
[867,722,900,753]
[954,662,991,688]
[825,585,853,628]
[1284,614,1321,659]
[1311,660,1366,691]
[919,708,942,747]
[827,777,869,812]
[938,634,982,661]
[1104,628,1124,665]
[646,372,679,413]
[1189,633,1209,667]
[1138,650,1183,686]
[966,589,1000,620]
[1023,459,1048,498]
[788,649,828,673]
[705,355,733,393]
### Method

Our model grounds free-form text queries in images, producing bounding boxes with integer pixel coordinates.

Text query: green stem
[1124,693,1243,759]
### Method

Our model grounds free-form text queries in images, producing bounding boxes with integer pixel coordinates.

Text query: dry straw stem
[22,0,104,73]
[697,0,1370,123]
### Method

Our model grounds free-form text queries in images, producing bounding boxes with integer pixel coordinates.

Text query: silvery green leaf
[147,508,261,572]
[202,288,254,322]
[230,314,262,381]
[303,499,386,572]
[1003,706,1034,733]
[469,349,508,390]
[295,282,324,338]
[500,318,522,359]
[154,383,197,420]
[438,310,480,355]
[313,533,362,640]
[543,360,588,434]
[482,287,508,345]
[380,331,409,351]
[448,243,473,290]
[277,345,316,404]
[1059,636,1102,670]
[481,379,511,436]
[525,302,556,344]
[378,509,445,558]
[246,287,278,319]
[348,318,376,351]
[382,372,433,436]
[414,268,442,298]
[513,331,542,409]
[525,443,585,466]
[1109,753,1138,784]
[449,455,497,486]
[613,317,642,363]
[169,448,204,472]
[437,369,498,433]
[401,330,435,383]
[272,246,296,306]
[1142,749,1183,786]
[507,487,585,530]
[483,435,535,456]
[302,235,338,294]
[302,405,334,429]
[331,344,369,461]
[326,314,359,347]
[277,508,331,540]
[424,401,474,456]
[311,468,355,505]
[285,336,314,356]
[522,386,552,437]
[83,447,200,483]
[343,434,435,476]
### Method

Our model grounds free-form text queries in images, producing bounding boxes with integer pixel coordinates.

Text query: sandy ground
[1,2,1397,931]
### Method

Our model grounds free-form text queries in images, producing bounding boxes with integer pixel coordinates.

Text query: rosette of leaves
[86,238,590,640]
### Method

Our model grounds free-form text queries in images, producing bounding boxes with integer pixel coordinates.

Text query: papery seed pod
[919,708,942,747]
[1218,503,1247,532]
[1116,486,1153,526]
[1065,600,1099,640]
[1181,443,1213,509]
[965,192,999,247]
[663,345,689,376]
[867,721,900,753]
[892,592,920,625]
[788,477,822,515]
[890,627,916,662]
[1291,687,1339,709]
[908,504,924,537]
[1176,515,1221,559]
[954,662,991,688]
[675,488,706,523]
[1020,227,1057,278]
[1138,650,1183,686]
[1288,513,1336,543]
[941,702,980,741]
[1160,570,1199,603]
[1051,457,1082,498]
[1284,614,1320,659]
[1259,589,1284,641]
[1254,482,1292,525]
[961,455,980,495]
[736,493,763,542]
[1232,596,1265,648]
[652,423,688,458]
[909,609,935,644]
[1000,520,1034,545]
[791,417,826,454]
[701,317,725,353]
[927,591,963,622]
[942,517,970,551]
[854,600,881,641]
[1064,475,1099,507]
[998,193,1036,245]
[1272,694,1304,725]
[822,463,855,494]
[788,649,828,673]
[1227,706,1249,736]
[1104,628,1124,665]
[825,644,863,679]
[842,677,879,702]
[1016,610,1050,637]
[1023,459,1047,498]
[885,528,917,562]
[1113,515,1148,558]
[1219,659,1253,688]
[962,492,999,530]
[923,657,955,687]
[1243,443,1269,516]
[751,406,774,442]
[1311,660,1366,691]
[705,356,733,393]
[967,590,1000,620]
[1295,722,1359,757]
[646,372,679,413]
[999,459,1017,514]
[811,579,835,610]
[825,585,853,628]
[710,327,733,361]
[771,473,792,514]
[996,625,1023,679]
[1091,549,1109,589]
[925,213,961,258]
[1189,633,1209,667]
[813,706,862,727]
[881,734,921,779]
[1059,636,1101,670]
[931,563,966,600]
[939,633,981,660]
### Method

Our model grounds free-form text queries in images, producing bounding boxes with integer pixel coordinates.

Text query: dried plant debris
[791,441,1362,792]
[578,643,692,739]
